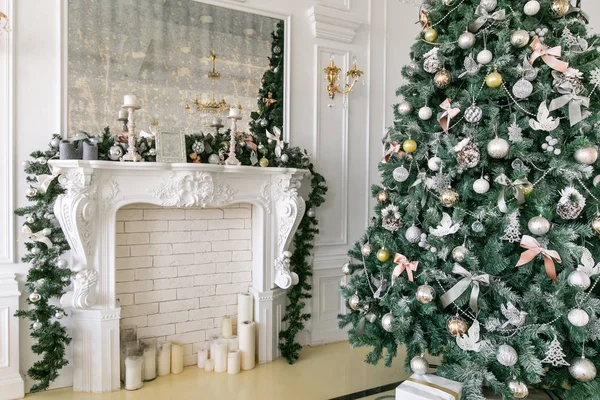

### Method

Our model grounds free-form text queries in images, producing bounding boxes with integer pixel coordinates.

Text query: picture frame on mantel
[156,130,186,163]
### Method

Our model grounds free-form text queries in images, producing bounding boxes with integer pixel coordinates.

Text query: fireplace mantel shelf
[48,159,310,392]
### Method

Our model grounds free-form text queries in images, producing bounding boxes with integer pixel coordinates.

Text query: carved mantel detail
[151,171,237,207]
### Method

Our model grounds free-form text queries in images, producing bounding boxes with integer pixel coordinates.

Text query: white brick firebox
[49,160,309,393]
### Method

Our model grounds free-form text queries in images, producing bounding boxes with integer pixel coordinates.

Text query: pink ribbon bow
[439,99,460,134]
[529,37,569,73]
[383,141,403,163]
[516,235,562,283]
[392,253,418,284]
[235,132,257,151]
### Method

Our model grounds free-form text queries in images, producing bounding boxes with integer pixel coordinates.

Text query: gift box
[396,374,462,400]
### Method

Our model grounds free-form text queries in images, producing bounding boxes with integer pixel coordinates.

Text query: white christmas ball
[528,216,551,236]
[479,0,497,12]
[568,308,590,327]
[50,137,61,148]
[348,294,361,310]
[574,147,598,165]
[57,259,68,269]
[42,228,51,236]
[497,344,518,367]
[393,166,410,182]
[428,156,441,171]
[473,177,490,194]
[361,243,373,257]
[381,312,394,332]
[31,247,41,255]
[569,357,597,382]
[25,187,38,197]
[458,31,476,49]
[54,310,65,320]
[418,106,433,120]
[487,137,510,159]
[508,380,529,399]
[32,321,43,331]
[452,245,468,262]
[29,291,41,303]
[405,225,422,244]
[307,209,315,218]
[280,154,289,163]
[37,157,47,165]
[513,79,533,99]
[568,270,591,290]
[510,30,531,48]
[22,160,30,168]
[398,101,413,116]
[342,262,351,275]
[477,49,493,65]
[524,0,541,16]
[208,154,221,165]
[410,355,429,375]
[108,145,123,161]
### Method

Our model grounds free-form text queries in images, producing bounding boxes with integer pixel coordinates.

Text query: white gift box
[396,374,463,400]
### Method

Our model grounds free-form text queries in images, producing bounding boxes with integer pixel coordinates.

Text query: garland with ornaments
[340,0,600,399]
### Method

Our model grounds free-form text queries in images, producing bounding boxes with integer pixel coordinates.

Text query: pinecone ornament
[423,48,441,74]
[457,142,481,168]
[381,204,403,232]
[556,186,586,220]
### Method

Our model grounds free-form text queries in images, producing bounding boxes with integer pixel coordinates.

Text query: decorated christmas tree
[339,0,600,398]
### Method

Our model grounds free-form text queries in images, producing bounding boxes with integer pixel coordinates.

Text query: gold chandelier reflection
[186,52,230,115]
[324,56,363,100]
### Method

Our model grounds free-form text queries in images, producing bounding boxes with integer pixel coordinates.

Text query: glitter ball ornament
[472,221,484,232]
[551,0,570,17]
[32,321,42,331]
[410,355,429,375]
[403,139,417,153]
[342,262,351,275]
[569,357,597,382]
[381,312,394,332]
[398,101,413,116]
[416,285,435,304]
[260,119,269,128]
[377,248,391,262]
[513,79,533,99]
[208,154,221,165]
[480,0,497,12]
[54,310,65,320]
[497,344,519,367]
[406,60,419,76]
[486,71,503,88]
[349,294,361,310]
[487,137,509,159]
[477,49,493,65]
[568,308,589,327]
[458,31,476,49]
[433,70,452,89]
[259,157,270,168]
[447,315,468,336]
[26,187,38,197]
[465,104,483,124]
[452,245,468,262]
[361,243,373,257]
[405,225,422,244]
[192,141,205,154]
[568,270,591,290]
[457,142,481,168]
[108,145,124,161]
[528,216,551,235]
[423,49,441,74]
[428,156,441,171]
[29,291,41,303]
[393,166,410,182]
[592,215,600,235]
[556,186,585,220]
[418,106,433,120]
[273,45,282,54]
[377,190,389,203]
[57,259,68,269]
[508,380,529,399]
[511,30,530,48]
[473,177,490,194]
[524,0,541,16]
[424,28,438,43]
[574,147,598,165]
[440,188,459,207]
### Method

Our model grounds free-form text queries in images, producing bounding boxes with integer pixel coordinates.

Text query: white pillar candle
[204,359,215,372]
[227,336,239,352]
[213,339,228,373]
[212,116,222,125]
[210,335,221,360]
[118,109,128,120]
[239,321,256,370]
[222,316,233,338]
[237,293,253,326]
[157,343,171,376]
[229,107,241,118]
[142,345,156,381]
[227,350,241,375]
[171,343,184,374]
[124,94,138,107]
[125,356,144,391]
[197,348,208,368]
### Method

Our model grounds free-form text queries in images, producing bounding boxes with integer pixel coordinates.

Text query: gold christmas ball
[416,285,435,304]
[259,157,270,167]
[486,71,503,88]
[446,315,468,336]
[424,28,438,43]
[440,188,459,207]
[377,248,391,262]
[403,139,417,153]
[592,215,600,235]
[377,190,389,203]
[551,0,570,16]
[434,69,452,89]
[520,185,533,195]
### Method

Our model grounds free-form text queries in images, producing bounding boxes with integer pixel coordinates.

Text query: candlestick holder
[121,104,143,162]
[225,115,242,166]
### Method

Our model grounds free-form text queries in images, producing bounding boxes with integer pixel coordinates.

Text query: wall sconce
[323,55,363,100]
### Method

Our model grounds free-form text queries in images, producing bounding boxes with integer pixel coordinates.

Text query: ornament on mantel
[542,334,570,366]
[500,211,522,243]
[381,204,402,232]
[556,186,585,220]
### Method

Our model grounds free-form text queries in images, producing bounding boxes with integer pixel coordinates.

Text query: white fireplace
[49,160,308,393]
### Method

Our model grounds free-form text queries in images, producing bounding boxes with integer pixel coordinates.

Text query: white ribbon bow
[36,171,59,194]
[266,127,284,158]
[20,225,53,249]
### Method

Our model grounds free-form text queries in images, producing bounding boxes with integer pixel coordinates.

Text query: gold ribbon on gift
[494,174,532,213]
[406,378,459,400]
[529,37,569,73]
[468,6,506,33]
[440,264,489,313]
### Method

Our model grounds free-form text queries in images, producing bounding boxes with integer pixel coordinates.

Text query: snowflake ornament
[507,120,523,143]
[590,68,600,88]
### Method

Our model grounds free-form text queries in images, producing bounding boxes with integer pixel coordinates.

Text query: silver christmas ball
[29,291,41,303]
[569,357,597,382]
[410,355,429,375]
[472,221,484,232]
[477,49,493,65]
[57,259,68,269]
[416,285,435,304]
[405,225,422,244]
[208,154,221,165]
[108,145,124,161]
[428,156,441,171]
[22,160,30,168]
[50,137,61,148]
[381,312,394,332]
[307,209,315,218]
[54,310,65,320]
[32,321,43,331]
[511,30,531,48]
[26,215,35,224]
[568,270,591,290]
[260,119,269,127]
[524,0,541,16]
[479,0,497,12]
[393,166,410,182]
[42,228,51,236]
[487,137,510,159]
[406,60,419,76]
[497,344,519,367]
[473,177,490,194]
[465,104,483,124]
[361,243,373,257]
[568,308,590,327]
[574,147,598,165]
[513,79,534,99]
[348,294,361,310]
[37,157,47,165]
[458,31,476,49]
[280,154,289,163]
[273,67,279,74]
[342,262,352,275]
[418,106,433,120]
[527,216,551,236]
[25,187,38,197]
[452,245,468,262]
[148,148,156,156]
[508,380,529,399]
[398,101,413,116]
[31,247,41,255]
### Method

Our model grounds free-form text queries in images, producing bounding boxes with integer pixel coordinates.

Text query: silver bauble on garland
[428,156,441,171]
[477,49,493,65]
[569,357,597,382]
[416,285,435,304]
[510,30,530,48]
[398,101,413,116]
[361,243,373,257]
[393,166,410,182]
[508,380,529,399]
[473,177,490,194]
[410,355,429,375]
[32,321,43,331]
[465,104,483,124]
[513,79,533,99]
[31,247,41,255]
[568,270,591,290]
[458,31,476,49]
[527,216,551,236]
[497,344,519,367]
[381,312,394,332]
[487,137,510,159]
[25,187,38,197]
[568,308,589,327]
[307,208,315,217]
[108,145,124,161]
[406,60,419,76]
[342,262,351,275]
[29,291,41,303]
[349,294,361,310]
[418,106,433,120]
[54,310,65,319]
[452,245,468,262]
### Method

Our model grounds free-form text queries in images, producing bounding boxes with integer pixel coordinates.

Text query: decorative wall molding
[316,0,351,12]
[306,5,361,44]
